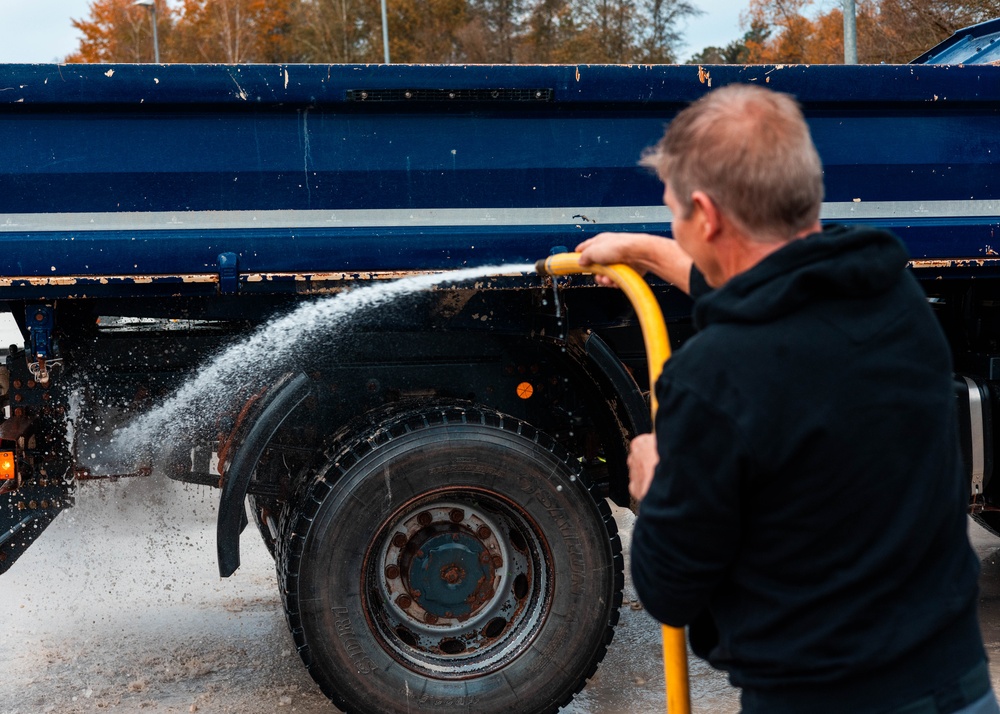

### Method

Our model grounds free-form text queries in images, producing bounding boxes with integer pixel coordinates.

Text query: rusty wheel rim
[364,487,551,677]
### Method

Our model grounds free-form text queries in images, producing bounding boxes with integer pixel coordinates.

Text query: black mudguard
[216,371,314,577]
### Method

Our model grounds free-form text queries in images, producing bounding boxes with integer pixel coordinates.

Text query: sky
[0,0,747,64]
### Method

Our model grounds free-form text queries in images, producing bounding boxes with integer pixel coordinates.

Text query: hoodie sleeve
[631,377,747,628]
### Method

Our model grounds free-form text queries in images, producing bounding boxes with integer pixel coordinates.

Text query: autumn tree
[640,0,703,62]
[171,0,300,63]
[688,22,768,64]
[458,0,527,63]
[66,0,704,65]
[292,0,383,63]
[874,0,1000,62]
[733,0,1000,64]
[519,0,699,63]
[68,0,175,63]
[742,0,825,63]
[381,0,470,63]
[519,0,585,62]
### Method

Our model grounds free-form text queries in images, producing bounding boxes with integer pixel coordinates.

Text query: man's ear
[690,190,722,242]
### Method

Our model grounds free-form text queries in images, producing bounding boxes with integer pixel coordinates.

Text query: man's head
[641,84,824,244]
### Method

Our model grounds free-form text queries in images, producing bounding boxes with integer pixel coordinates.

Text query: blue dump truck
[2,19,1000,713]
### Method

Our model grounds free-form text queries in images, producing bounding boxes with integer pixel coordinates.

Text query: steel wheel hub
[368,491,549,675]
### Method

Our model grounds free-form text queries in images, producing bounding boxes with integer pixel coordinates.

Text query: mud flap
[216,371,314,577]
[0,479,71,574]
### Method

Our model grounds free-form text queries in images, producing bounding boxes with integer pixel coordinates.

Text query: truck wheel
[278,405,623,714]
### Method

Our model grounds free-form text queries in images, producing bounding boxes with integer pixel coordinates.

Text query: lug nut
[417,511,432,526]
[449,508,464,523]
[492,555,503,568]
[385,564,400,579]
[397,595,412,609]
[391,533,407,548]
[477,525,491,539]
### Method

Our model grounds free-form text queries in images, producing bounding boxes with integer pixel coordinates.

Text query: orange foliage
[385,0,470,63]
[65,0,702,64]
[172,0,298,63]
[741,0,869,63]
[68,0,173,63]
[67,0,298,63]
[740,0,996,64]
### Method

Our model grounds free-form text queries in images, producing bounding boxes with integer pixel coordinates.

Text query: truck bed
[1,62,998,305]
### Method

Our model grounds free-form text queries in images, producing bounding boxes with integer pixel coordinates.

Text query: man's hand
[628,433,659,502]
[575,232,693,295]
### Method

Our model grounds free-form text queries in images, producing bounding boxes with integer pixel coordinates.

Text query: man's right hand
[575,232,693,295]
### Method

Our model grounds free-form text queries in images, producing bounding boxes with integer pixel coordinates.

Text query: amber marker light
[0,451,14,480]
[515,382,534,399]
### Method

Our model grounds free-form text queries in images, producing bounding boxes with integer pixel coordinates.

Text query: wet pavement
[1,475,999,713]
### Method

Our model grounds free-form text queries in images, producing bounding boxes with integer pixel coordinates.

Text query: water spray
[536,251,690,714]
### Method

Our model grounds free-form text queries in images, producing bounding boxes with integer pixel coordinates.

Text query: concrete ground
[1,475,998,714]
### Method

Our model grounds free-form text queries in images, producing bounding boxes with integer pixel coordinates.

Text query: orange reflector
[0,451,14,480]
[515,382,534,400]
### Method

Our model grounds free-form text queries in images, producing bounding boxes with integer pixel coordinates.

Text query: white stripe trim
[819,199,1000,221]
[0,206,669,232]
[0,199,997,233]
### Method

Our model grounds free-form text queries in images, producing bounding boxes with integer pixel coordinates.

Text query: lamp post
[133,0,160,63]
[380,0,390,63]
[843,0,857,64]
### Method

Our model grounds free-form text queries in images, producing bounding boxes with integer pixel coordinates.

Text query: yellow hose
[536,251,690,714]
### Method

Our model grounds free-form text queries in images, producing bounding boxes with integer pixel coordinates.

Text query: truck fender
[582,331,651,435]
[577,331,652,505]
[956,375,993,499]
[216,371,315,577]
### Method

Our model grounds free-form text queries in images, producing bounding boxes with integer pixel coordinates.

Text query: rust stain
[246,269,529,283]
[0,274,217,287]
[910,258,1000,269]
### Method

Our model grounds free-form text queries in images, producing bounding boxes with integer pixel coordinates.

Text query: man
[577,84,998,713]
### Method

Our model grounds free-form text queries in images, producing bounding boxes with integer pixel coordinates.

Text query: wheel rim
[364,487,551,678]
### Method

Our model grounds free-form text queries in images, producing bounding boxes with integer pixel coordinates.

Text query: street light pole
[380,0,390,64]
[843,0,857,64]
[133,0,160,63]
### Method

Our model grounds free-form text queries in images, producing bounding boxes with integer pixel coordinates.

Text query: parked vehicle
[2,21,999,712]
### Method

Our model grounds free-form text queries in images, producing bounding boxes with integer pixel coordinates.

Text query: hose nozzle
[536,251,588,277]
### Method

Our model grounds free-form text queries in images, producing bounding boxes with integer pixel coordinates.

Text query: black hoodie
[631,224,984,712]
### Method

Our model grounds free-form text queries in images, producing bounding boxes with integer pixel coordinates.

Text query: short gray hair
[641,84,824,242]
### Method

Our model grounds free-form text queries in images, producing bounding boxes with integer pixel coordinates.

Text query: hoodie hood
[693,224,910,329]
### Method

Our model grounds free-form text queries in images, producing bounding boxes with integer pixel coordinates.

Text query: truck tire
[277,405,623,714]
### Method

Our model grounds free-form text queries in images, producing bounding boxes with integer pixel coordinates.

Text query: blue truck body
[1,62,999,295]
[2,46,1000,713]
